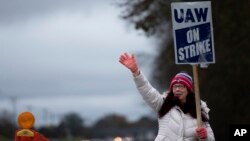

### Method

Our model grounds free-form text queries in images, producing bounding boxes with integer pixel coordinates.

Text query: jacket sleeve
[199,101,215,141]
[133,71,164,112]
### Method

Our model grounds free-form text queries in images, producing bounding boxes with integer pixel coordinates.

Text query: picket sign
[171,1,215,127]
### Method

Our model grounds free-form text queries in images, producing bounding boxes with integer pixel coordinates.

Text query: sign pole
[192,65,202,127]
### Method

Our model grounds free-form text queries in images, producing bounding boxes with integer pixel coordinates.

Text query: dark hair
[158,91,208,122]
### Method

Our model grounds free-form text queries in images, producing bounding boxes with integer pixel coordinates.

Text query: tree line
[0,110,157,140]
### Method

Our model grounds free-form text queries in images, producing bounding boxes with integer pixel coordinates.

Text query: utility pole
[10,96,18,127]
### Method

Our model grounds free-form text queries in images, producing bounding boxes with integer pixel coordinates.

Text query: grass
[0,136,86,141]
[0,136,11,141]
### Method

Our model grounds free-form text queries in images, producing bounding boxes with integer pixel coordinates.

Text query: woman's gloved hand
[196,127,208,139]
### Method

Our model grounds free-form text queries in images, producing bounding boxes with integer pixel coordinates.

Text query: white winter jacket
[133,72,215,141]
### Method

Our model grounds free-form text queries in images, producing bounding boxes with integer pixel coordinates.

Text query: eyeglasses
[172,84,186,90]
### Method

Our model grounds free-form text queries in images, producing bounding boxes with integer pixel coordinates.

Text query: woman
[119,52,215,141]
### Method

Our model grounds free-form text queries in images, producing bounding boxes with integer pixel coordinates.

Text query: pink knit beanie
[170,72,193,92]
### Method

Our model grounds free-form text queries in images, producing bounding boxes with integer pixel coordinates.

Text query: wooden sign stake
[192,65,202,127]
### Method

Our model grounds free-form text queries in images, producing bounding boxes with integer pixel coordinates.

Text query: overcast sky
[0,0,158,126]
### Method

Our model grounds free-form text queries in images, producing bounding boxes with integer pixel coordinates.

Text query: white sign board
[171,1,215,64]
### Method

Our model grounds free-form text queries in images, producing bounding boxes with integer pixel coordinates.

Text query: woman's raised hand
[119,53,139,74]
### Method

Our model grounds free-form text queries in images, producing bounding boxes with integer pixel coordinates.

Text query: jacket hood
[201,100,210,120]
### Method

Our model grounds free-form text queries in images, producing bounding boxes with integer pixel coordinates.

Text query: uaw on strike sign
[171,1,215,64]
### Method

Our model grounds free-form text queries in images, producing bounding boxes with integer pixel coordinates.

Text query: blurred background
[0,0,249,141]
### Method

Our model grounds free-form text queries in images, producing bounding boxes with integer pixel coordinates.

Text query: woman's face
[172,83,188,104]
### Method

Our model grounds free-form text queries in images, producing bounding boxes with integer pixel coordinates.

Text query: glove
[196,127,207,139]
[119,53,139,74]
